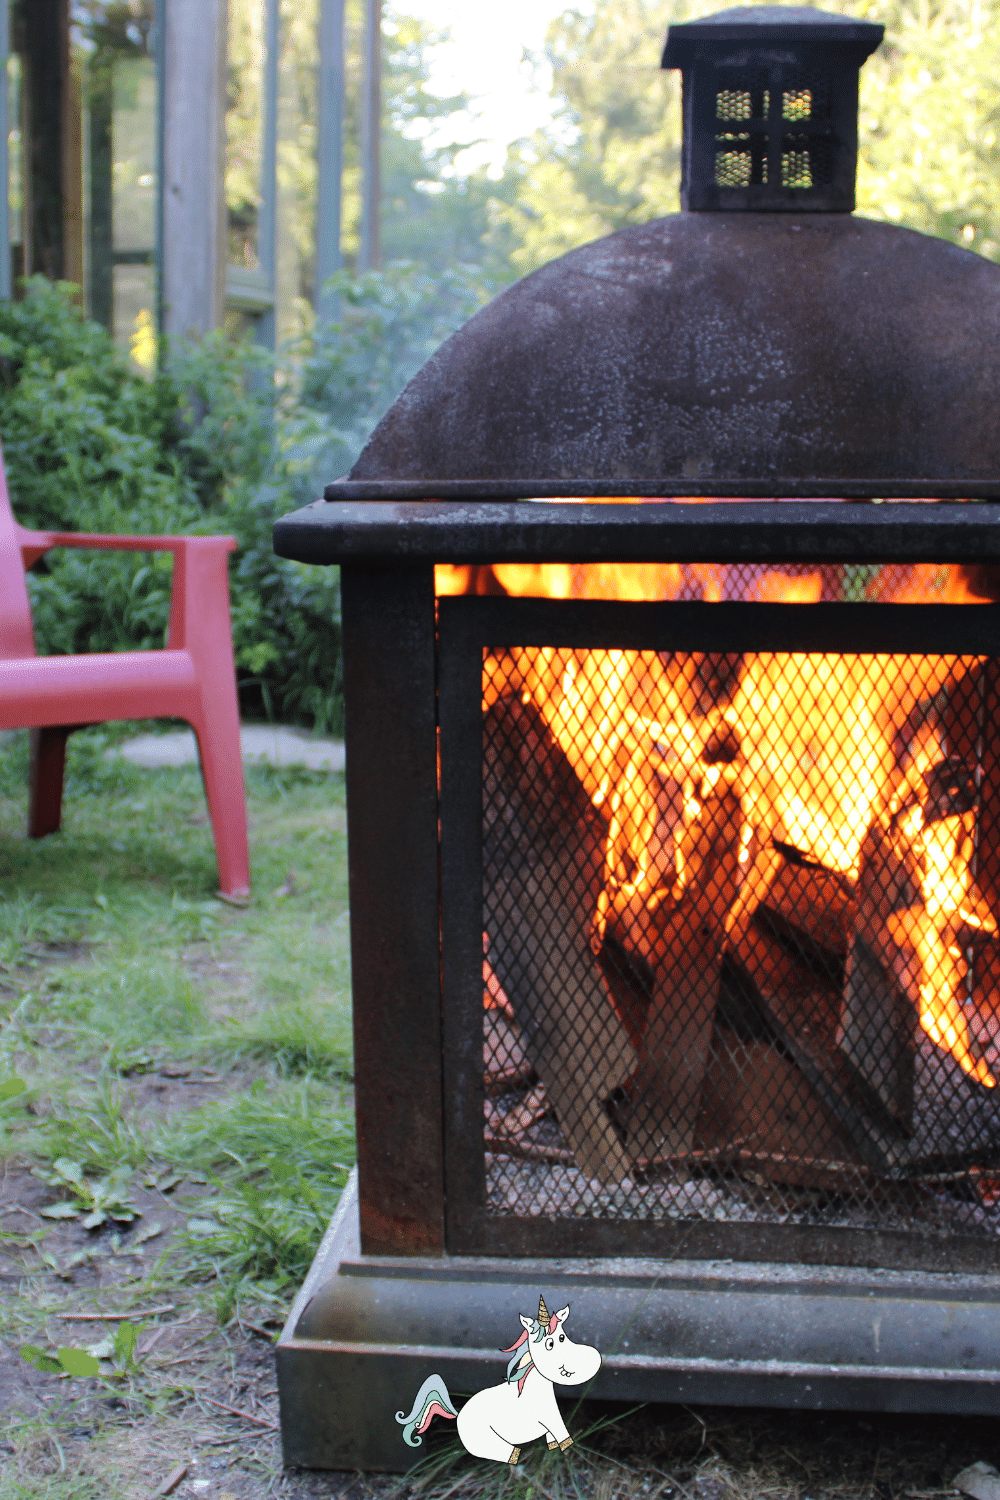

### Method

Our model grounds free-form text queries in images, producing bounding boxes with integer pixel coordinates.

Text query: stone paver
[114,725,345,772]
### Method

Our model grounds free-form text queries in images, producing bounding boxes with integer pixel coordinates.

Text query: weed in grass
[84,957,204,1057]
[0,894,90,975]
[19,1344,101,1378]
[186,1172,333,1290]
[0,1451,108,1500]
[35,1158,140,1229]
[0,730,356,1495]
[158,1077,354,1297]
[156,1074,354,1183]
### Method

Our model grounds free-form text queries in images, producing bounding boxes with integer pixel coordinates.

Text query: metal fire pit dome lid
[662,5,884,59]
[325,213,1000,503]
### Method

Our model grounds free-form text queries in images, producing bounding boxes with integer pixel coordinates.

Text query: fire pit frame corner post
[339,561,445,1257]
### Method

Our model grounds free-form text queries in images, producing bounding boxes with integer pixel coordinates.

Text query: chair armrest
[19,528,236,569]
[16,526,238,658]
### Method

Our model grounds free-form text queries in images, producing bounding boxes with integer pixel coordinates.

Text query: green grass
[6,729,997,1500]
[0,724,354,1297]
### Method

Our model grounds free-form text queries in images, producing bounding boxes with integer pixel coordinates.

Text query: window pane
[227,0,266,271]
[7,52,22,278]
[76,1,156,361]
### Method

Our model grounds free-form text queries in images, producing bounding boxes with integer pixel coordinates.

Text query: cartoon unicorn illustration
[395,1296,602,1465]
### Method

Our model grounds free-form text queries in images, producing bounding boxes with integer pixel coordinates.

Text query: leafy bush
[0,266,491,731]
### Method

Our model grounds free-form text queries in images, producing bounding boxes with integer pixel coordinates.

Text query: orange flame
[443,558,997,1082]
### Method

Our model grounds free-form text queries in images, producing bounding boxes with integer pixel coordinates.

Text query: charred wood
[484,693,636,1184]
[727,845,908,1170]
[695,1030,868,1192]
[755,855,854,987]
[484,1066,538,1099]
[838,804,922,1130]
[484,1137,576,1166]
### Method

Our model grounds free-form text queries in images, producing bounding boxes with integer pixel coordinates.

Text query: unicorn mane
[501,1310,562,1395]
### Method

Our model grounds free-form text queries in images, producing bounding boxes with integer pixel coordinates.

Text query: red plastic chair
[0,445,251,900]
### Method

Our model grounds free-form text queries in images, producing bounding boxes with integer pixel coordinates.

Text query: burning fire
[446,558,999,1088]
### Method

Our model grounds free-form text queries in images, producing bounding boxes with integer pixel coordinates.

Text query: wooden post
[0,0,9,300]
[160,0,227,339]
[359,0,380,272]
[315,0,345,320]
[21,0,69,280]
[484,694,635,1184]
[87,43,114,328]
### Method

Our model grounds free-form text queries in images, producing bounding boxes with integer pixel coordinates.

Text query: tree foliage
[489,0,1000,276]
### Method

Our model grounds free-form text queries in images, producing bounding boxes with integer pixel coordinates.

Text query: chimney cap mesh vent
[663,5,884,213]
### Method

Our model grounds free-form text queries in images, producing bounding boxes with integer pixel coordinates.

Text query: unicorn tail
[394,1372,458,1448]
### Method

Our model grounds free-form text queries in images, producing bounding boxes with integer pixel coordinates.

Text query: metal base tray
[277,1170,1000,1472]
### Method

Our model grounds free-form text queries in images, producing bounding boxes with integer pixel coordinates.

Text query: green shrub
[0,267,491,731]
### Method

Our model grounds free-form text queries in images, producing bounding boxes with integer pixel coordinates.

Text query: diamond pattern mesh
[717,90,755,121]
[707,70,835,196]
[782,89,812,121]
[715,148,756,189]
[480,627,1000,1236]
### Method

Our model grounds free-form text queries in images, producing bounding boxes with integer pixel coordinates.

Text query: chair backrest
[0,443,37,660]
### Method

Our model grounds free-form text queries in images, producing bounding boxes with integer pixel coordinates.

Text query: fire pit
[273,6,1000,1471]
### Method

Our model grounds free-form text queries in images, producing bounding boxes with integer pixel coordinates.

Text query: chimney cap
[663,6,884,66]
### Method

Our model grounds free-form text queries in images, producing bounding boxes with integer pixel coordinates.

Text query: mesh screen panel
[782,89,812,120]
[717,90,754,120]
[547,563,979,604]
[481,639,1000,1237]
[715,148,756,188]
[781,149,813,189]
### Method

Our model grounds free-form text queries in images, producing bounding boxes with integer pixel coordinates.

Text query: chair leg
[28,725,75,838]
[191,715,251,900]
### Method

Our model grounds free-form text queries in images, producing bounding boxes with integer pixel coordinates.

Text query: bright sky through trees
[396,0,595,175]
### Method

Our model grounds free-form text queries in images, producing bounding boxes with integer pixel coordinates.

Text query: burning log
[838,808,921,1128]
[484,1137,576,1166]
[725,843,907,1171]
[484,1083,552,1139]
[756,850,854,986]
[841,755,999,1127]
[592,730,743,1158]
[483,693,637,1184]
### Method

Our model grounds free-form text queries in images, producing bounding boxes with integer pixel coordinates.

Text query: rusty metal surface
[277,1172,1000,1471]
[332,215,1000,496]
[339,565,445,1256]
[663,6,884,50]
[324,482,1000,500]
[274,499,1000,568]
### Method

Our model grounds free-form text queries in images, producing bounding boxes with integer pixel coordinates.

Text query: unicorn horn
[538,1295,550,1328]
